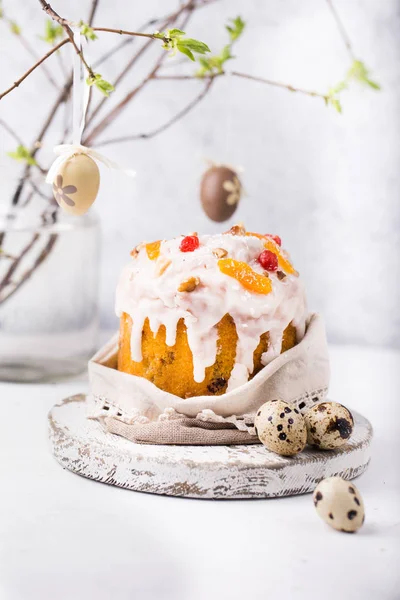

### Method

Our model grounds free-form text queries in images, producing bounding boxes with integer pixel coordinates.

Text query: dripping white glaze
[115,233,307,390]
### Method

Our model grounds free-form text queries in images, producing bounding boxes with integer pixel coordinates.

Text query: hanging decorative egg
[200,165,242,222]
[52,153,100,216]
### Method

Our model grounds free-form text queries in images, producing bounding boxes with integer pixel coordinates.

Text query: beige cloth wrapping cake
[88,313,330,445]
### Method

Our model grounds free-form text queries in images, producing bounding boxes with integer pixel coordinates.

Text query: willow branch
[325,0,355,59]
[0,37,69,101]
[96,77,214,146]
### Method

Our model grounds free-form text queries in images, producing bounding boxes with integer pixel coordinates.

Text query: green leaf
[79,20,97,41]
[364,78,380,90]
[86,73,115,96]
[325,89,343,113]
[331,97,342,113]
[154,28,210,61]
[95,79,115,96]
[220,44,234,62]
[10,20,21,35]
[40,19,63,44]
[167,28,185,38]
[347,59,380,90]
[195,16,244,77]
[7,145,37,166]
[177,45,195,61]
[177,38,210,54]
[226,16,245,42]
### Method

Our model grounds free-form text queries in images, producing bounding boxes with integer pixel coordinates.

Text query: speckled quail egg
[304,401,354,450]
[313,477,365,533]
[254,399,307,456]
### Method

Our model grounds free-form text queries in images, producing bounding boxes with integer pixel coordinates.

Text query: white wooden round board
[48,395,372,500]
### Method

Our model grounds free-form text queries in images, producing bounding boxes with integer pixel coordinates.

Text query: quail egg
[313,477,365,533]
[255,399,307,456]
[305,401,354,450]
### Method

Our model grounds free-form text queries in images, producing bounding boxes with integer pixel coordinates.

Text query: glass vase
[0,167,100,382]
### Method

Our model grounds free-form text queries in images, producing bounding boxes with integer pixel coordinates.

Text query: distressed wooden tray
[48,394,372,499]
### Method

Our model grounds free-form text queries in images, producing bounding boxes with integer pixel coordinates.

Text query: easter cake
[116,225,308,399]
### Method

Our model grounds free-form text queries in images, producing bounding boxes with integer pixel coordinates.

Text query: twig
[38,0,95,79]
[154,71,327,99]
[230,71,328,100]
[83,52,166,144]
[0,37,69,100]
[95,64,329,146]
[92,27,159,40]
[0,234,58,306]
[96,77,214,146]
[0,234,40,297]
[55,44,69,78]
[1,12,60,90]
[10,76,74,207]
[0,0,196,106]
[325,0,355,59]
[87,0,100,25]
[93,37,133,68]
[154,73,222,80]
[91,11,180,70]
[85,0,195,131]
[0,118,25,145]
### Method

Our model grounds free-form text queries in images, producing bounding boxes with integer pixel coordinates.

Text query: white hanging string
[46,27,135,185]
[72,27,90,146]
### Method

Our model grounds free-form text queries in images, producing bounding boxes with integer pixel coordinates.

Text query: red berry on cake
[258,250,279,271]
[180,235,200,252]
[265,234,282,246]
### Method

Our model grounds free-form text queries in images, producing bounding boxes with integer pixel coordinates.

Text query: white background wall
[1,0,399,346]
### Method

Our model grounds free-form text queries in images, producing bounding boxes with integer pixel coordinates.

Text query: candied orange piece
[246,232,265,242]
[246,232,296,276]
[218,258,272,294]
[146,240,161,260]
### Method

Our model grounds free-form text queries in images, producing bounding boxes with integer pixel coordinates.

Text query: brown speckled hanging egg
[52,153,100,216]
[200,165,242,222]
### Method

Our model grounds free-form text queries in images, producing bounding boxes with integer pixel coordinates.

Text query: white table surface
[0,344,399,600]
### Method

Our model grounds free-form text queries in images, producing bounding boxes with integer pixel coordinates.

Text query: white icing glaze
[115,232,307,390]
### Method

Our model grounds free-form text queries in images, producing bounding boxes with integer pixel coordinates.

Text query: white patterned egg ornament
[52,153,100,216]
